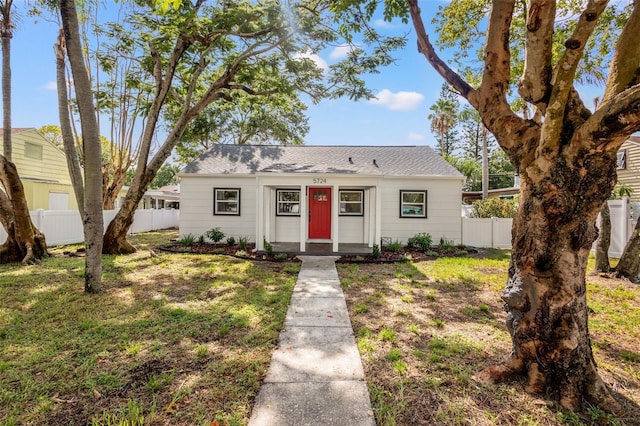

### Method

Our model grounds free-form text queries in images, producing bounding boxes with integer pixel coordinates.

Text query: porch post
[367,187,375,248]
[256,178,264,251]
[299,185,307,252]
[332,184,339,252]
[375,183,382,246]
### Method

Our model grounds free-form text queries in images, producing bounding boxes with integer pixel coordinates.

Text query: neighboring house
[139,185,180,210]
[0,128,77,210]
[179,145,465,253]
[616,136,640,200]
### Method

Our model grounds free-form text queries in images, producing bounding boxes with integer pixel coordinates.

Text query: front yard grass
[338,250,640,426]
[0,229,300,425]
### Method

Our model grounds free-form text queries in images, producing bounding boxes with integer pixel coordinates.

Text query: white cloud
[44,81,57,91]
[373,19,393,29]
[407,133,425,141]
[329,44,354,60]
[369,89,425,111]
[295,52,328,71]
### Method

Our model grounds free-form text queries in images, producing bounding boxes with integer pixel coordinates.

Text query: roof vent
[348,156,354,164]
[373,159,378,167]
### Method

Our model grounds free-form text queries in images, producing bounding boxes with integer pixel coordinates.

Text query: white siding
[180,176,257,241]
[380,177,463,244]
[274,216,300,242]
[338,216,365,243]
[180,174,463,246]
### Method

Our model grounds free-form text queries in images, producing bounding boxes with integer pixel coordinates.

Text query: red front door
[308,187,331,239]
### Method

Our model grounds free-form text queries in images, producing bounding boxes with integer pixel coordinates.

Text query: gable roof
[181,145,464,178]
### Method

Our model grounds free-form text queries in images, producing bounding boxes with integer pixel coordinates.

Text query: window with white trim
[617,149,627,170]
[339,190,363,216]
[276,189,300,215]
[214,188,240,215]
[400,190,427,218]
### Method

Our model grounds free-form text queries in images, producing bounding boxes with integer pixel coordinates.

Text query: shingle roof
[181,145,464,178]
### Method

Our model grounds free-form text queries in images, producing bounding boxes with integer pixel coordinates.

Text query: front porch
[269,242,372,256]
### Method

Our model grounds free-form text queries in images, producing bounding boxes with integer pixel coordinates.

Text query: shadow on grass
[0,237,299,425]
[338,251,640,425]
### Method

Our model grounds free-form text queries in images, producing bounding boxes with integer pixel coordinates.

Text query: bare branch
[577,83,640,146]
[518,0,556,108]
[407,0,473,99]
[602,1,640,103]
[540,0,609,153]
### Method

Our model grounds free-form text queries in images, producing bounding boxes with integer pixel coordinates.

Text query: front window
[214,188,240,215]
[277,189,300,216]
[339,190,363,216]
[400,190,427,218]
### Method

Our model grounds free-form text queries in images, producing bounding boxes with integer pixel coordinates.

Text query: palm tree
[427,98,458,156]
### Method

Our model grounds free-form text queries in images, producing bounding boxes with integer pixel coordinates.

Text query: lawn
[337,250,640,426]
[2,232,638,426]
[0,230,300,426]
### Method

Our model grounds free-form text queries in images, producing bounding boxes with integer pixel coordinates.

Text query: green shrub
[206,227,225,243]
[386,240,403,252]
[407,233,432,251]
[197,234,206,244]
[439,237,454,250]
[469,198,518,218]
[372,244,381,259]
[178,233,196,246]
[237,236,249,250]
[264,239,273,255]
[226,236,236,246]
[274,253,288,262]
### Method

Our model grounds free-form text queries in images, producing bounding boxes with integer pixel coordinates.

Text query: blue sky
[9,1,451,150]
[8,1,603,150]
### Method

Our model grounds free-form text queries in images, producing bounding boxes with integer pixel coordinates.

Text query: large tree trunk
[60,0,103,292]
[0,0,48,265]
[0,157,48,264]
[476,151,620,412]
[594,201,612,273]
[614,215,640,281]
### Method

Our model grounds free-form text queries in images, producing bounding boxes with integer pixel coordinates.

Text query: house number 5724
[313,178,327,184]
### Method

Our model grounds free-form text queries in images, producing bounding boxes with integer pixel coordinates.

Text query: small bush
[372,244,381,259]
[439,237,455,250]
[264,239,273,255]
[469,198,518,218]
[235,250,249,258]
[197,234,205,244]
[407,233,432,251]
[237,236,249,250]
[206,227,225,243]
[178,233,196,247]
[386,240,403,252]
[274,253,288,262]
[226,236,236,246]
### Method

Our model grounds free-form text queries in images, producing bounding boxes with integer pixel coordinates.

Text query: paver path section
[248,256,375,426]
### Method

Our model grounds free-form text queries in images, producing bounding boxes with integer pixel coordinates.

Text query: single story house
[179,145,465,253]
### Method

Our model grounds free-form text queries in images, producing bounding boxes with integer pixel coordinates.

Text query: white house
[179,145,465,253]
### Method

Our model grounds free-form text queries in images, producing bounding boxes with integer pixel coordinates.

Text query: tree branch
[540,0,609,154]
[577,83,640,146]
[518,0,556,108]
[602,1,640,103]
[407,0,473,99]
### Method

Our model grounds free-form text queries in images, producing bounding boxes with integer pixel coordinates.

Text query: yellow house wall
[1,129,77,210]
[617,140,640,202]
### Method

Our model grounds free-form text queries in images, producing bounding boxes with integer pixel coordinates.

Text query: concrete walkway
[248,256,375,426]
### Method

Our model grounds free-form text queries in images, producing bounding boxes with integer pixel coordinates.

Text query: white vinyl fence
[461,217,513,249]
[0,208,179,246]
[461,198,639,258]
